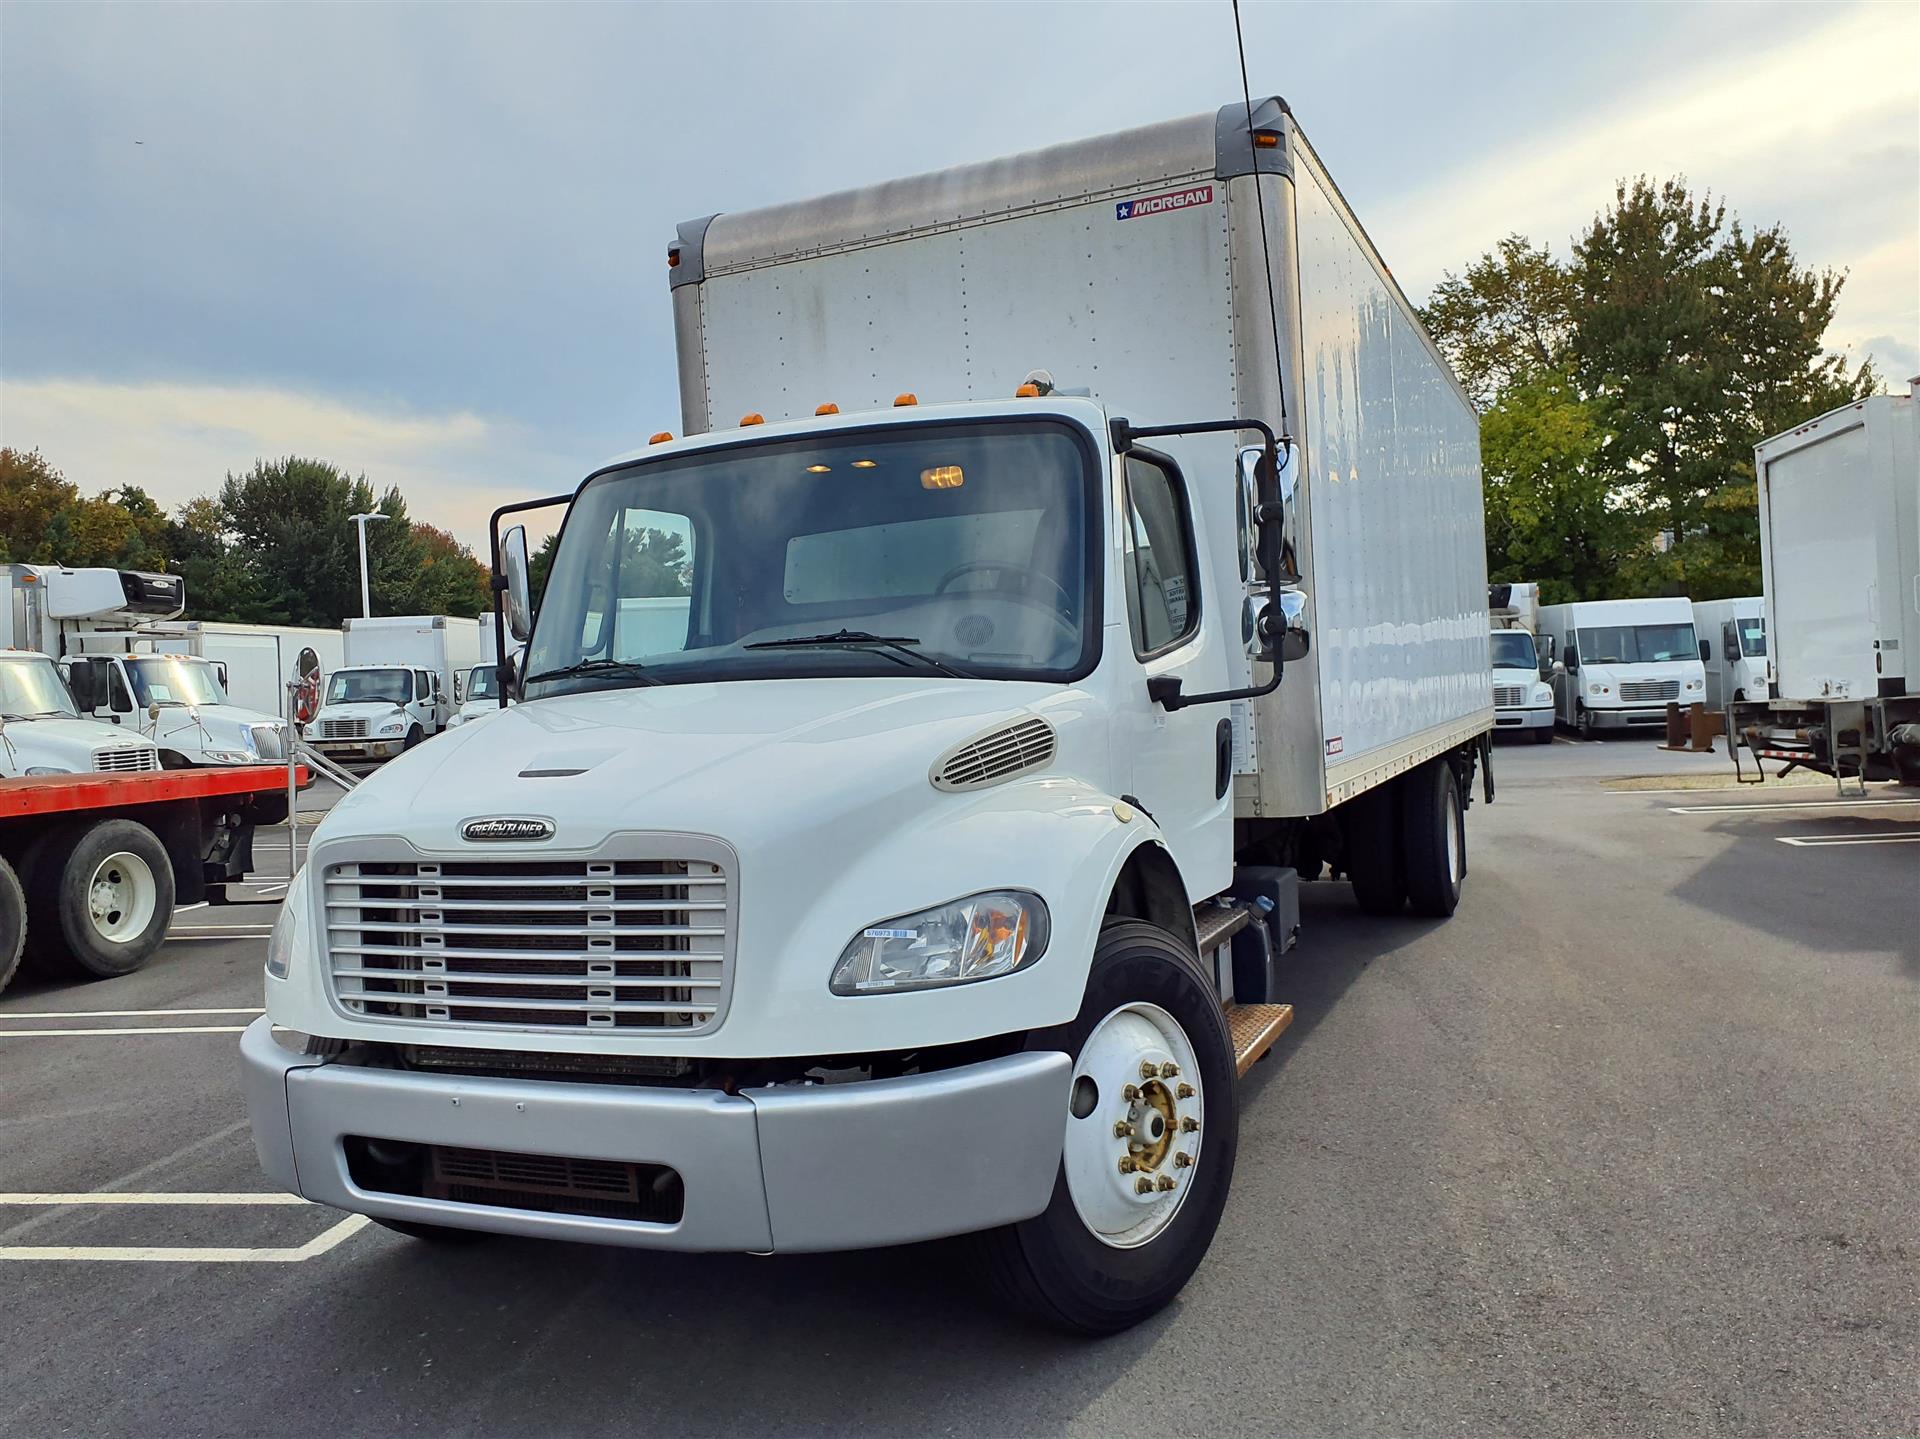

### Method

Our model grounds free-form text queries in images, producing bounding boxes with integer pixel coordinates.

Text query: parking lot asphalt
[2,744,1914,1438]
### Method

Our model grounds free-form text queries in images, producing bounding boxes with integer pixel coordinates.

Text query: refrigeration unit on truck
[307,615,481,762]
[245,98,1493,1332]
[1729,379,1919,789]
[1540,596,1705,737]
[1693,597,1767,711]
[3,563,292,770]
[1489,582,1553,743]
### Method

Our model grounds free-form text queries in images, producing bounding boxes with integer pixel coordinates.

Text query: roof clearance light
[806,464,832,474]
[852,459,878,469]
[894,393,918,407]
[667,247,681,269]
[921,465,965,490]
[1253,131,1280,149]
[740,413,765,426]
[815,402,839,415]
[649,431,673,445]
[1014,383,1041,398]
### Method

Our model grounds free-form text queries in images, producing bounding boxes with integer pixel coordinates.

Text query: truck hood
[317,677,1078,850]
[149,703,279,752]
[0,716,155,775]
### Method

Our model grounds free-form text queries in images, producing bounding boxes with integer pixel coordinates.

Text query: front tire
[1576,703,1595,740]
[403,724,424,751]
[0,858,26,995]
[1531,724,1554,745]
[975,920,1238,1334]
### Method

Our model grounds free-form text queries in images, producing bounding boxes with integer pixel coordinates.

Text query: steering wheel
[933,561,1073,611]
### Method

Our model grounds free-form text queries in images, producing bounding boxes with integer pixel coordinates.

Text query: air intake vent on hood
[933,716,1056,792]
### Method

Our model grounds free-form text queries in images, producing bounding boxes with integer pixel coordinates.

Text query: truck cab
[0,651,160,778]
[1541,597,1706,738]
[445,663,508,729]
[59,651,287,768]
[1693,598,1767,710]
[308,664,447,762]
[1488,583,1553,743]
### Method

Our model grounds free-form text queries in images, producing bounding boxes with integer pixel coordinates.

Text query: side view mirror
[501,524,534,644]
[148,700,162,721]
[214,660,229,690]
[1563,655,1578,674]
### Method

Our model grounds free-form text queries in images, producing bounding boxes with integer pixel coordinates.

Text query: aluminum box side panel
[1279,138,1488,809]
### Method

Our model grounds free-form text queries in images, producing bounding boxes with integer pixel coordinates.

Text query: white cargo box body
[669,101,1488,816]
[1755,382,1919,702]
[343,614,481,692]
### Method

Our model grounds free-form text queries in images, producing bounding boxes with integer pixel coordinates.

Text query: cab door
[1117,451,1233,897]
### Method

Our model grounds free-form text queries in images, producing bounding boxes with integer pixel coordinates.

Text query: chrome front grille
[321,718,369,740]
[1619,680,1680,703]
[1492,684,1527,708]
[93,746,158,773]
[251,723,287,761]
[321,851,732,1034]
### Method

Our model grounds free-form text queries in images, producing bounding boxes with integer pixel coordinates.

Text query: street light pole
[349,512,392,619]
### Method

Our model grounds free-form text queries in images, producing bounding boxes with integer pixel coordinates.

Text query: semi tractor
[245,99,1492,1332]
[3,563,291,768]
[1730,380,1919,789]
[1490,582,1554,743]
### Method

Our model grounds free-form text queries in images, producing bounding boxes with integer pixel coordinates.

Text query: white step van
[245,99,1493,1332]
[1540,596,1705,737]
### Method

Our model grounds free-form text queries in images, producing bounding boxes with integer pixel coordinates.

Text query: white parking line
[1776,831,1920,847]
[0,1007,262,1020]
[0,1192,307,1205]
[0,1025,250,1037]
[0,1214,370,1263]
[1666,798,1919,814]
[166,927,274,939]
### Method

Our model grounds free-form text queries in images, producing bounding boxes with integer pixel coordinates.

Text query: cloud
[0,377,561,550]
[1372,1,1918,378]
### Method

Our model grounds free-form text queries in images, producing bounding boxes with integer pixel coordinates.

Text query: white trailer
[1539,596,1705,737]
[1730,380,1920,788]
[246,99,1490,1332]
[1692,597,1767,712]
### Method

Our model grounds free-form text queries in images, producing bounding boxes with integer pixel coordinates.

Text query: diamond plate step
[1225,1002,1294,1076]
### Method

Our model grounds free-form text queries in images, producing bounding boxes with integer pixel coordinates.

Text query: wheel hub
[84,850,156,943]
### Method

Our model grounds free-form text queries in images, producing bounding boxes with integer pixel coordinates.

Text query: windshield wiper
[745,630,976,679]
[522,657,662,688]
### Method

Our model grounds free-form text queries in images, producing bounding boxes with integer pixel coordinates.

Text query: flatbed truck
[0,764,304,994]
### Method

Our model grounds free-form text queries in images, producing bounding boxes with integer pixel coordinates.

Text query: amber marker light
[805,464,832,474]
[815,402,840,415]
[921,466,965,490]
[893,393,918,407]
[740,413,765,426]
[852,459,878,469]
[649,432,673,445]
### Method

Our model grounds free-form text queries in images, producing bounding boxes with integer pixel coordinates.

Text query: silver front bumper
[1494,705,1554,730]
[241,1018,1069,1252]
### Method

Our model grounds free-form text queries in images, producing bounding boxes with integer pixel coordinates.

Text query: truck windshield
[1489,631,1537,670]
[126,656,227,708]
[525,419,1098,698]
[1577,623,1698,665]
[328,669,411,705]
[466,665,497,700]
[1737,618,1766,657]
[0,658,80,719]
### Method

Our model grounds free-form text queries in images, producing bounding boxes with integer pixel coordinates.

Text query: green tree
[165,496,274,623]
[407,523,491,619]
[0,449,172,569]
[1419,236,1578,411]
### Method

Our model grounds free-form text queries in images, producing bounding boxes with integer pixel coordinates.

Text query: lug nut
[1122,1083,1140,1102]
[1114,1120,1135,1139]
[1176,1082,1195,1100]
[1156,1174,1177,1192]
[1181,1116,1199,1133]
[1117,1157,1136,1173]
[1159,1061,1180,1079]
[1174,1151,1193,1168]
[1134,1176,1155,1195]
[1140,1060,1159,1081]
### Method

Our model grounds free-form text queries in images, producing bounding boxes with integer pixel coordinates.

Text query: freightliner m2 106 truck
[245,100,1492,1332]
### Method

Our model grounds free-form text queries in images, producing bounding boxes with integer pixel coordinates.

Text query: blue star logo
[1115,201,1133,220]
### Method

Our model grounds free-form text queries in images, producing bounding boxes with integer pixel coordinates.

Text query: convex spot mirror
[501,525,534,643]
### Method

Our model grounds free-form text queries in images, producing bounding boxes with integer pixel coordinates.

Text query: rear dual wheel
[20,818,174,979]
[977,920,1238,1334]
[0,858,25,995]
[1343,759,1466,918]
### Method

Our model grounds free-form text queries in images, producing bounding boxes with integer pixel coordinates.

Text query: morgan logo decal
[1115,184,1214,221]
[461,816,556,842]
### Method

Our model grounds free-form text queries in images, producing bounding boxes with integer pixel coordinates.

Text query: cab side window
[1123,455,1201,658]
[107,664,133,713]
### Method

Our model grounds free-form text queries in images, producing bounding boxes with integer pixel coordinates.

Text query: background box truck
[1730,379,1919,788]
[1693,597,1767,710]
[1540,596,1706,737]
[308,615,481,762]
[247,98,1491,1332]
[1490,582,1554,742]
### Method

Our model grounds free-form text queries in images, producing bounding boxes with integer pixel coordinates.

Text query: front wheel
[1576,703,1595,741]
[975,920,1238,1334]
[403,724,424,751]
[0,858,26,995]
[23,818,175,978]
[1531,724,1554,745]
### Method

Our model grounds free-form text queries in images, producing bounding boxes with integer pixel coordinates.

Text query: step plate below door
[1225,1002,1294,1076]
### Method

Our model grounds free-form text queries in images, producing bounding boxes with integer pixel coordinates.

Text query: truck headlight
[202,748,254,764]
[1588,682,1607,697]
[1532,683,1552,705]
[265,883,303,980]
[24,765,74,776]
[831,891,1049,995]
[377,717,406,735]
[1685,679,1701,691]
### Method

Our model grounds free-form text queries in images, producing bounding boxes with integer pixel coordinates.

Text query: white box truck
[245,99,1491,1332]
[1490,582,1553,742]
[308,615,481,763]
[1730,380,1919,788]
[1692,597,1767,711]
[1540,596,1706,737]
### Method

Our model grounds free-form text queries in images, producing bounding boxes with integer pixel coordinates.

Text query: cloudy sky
[3,0,1915,552]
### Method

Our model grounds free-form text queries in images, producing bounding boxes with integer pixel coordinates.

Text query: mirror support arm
[488,492,573,709]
